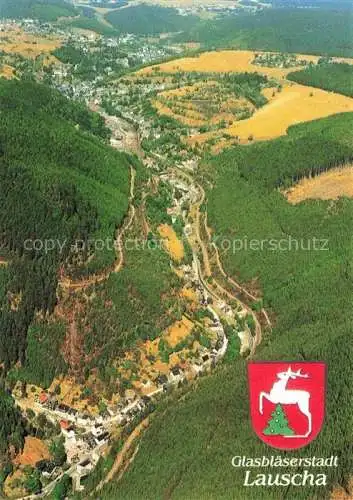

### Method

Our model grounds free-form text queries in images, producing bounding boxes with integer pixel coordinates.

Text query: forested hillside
[0,79,130,371]
[105,112,353,499]
[177,9,353,57]
[0,388,25,464]
[106,5,199,35]
[0,0,77,21]
[288,63,353,97]
[68,16,118,37]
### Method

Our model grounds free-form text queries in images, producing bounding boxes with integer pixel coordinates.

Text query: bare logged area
[284,165,353,204]
[14,436,50,466]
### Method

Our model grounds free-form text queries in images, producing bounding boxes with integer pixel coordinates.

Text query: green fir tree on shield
[263,404,295,436]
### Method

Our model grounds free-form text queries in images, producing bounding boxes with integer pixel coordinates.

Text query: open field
[0,28,61,62]
[140,50,353,146]
[158,224,185,261]
[186,82,353,144]
[284,164,353,204]
[139,50,323,79]
[164,316,194,348]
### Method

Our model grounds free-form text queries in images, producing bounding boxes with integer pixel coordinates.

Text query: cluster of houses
[31,315,230,492]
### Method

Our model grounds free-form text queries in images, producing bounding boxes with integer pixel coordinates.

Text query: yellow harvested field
[164,316,194,348]
[284,165,353,204]
[186,83,353,145]
[0,64,15,79]
[225,84,353,140]
[139,50,321,79]
[0,29,61,62]
[141,50,353,147]
[224,83,353,142]
[158,224,185,261]
[14,436,50,466]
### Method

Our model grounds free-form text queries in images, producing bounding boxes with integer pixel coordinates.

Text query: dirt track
[96,418,149,492]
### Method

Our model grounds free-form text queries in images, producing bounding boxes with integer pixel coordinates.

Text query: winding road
[171,167,270,355]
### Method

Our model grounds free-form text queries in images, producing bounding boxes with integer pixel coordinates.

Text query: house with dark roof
[170,365,184,384]
[155,374,168,386]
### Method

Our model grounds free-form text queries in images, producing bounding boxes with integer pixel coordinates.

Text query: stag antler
[293,368,309,378]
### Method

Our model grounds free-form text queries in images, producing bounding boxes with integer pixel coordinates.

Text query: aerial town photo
[0,0,352,498]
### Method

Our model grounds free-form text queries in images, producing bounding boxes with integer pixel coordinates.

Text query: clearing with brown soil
[14,436,50,466]
[158,224,185,261]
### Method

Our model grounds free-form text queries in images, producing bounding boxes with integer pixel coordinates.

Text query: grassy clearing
[284,164,353,204]
[0,28,61,61]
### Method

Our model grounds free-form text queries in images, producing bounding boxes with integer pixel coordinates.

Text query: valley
[0,4,352,498]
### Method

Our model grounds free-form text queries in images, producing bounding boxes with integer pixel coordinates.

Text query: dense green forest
[0,0,77,21]
[288,63,353,97]
[104,112,353,499]
[106,5,199,35]
[0,388,25,464]
[177,9,353,57]
[66,6,120,37]
[13,167,187,392]
[0,79,130,373]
